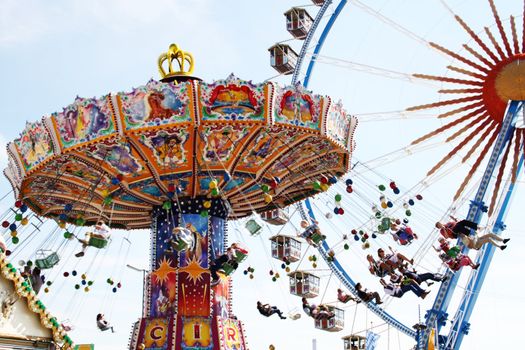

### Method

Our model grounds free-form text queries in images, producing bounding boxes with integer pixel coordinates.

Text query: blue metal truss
[419,100,523,349]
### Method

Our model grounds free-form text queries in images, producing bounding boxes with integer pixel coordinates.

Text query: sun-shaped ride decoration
[408,0,525,213]
[152,256,177,285]
[178,256,207,285]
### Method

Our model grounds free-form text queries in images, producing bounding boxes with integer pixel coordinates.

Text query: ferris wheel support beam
[291,0,334,85]
[302,0,348,87]
[419,100,523,349]
[292,0,349,86]
[446,153,524,350]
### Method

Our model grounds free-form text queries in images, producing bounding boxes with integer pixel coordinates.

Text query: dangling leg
[75,243,88,258]
[459,234,475,249]
[395,253,414,265]
[372,292,382,304]
[474,233,508,250]
[417,272,445,283]
[272,306,286,320]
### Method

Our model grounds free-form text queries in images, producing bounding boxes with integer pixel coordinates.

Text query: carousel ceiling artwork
[4,45,357,230]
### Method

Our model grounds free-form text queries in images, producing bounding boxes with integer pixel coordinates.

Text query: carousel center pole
[128,44,248,350]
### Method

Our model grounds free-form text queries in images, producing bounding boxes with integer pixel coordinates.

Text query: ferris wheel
[261,1,525,349]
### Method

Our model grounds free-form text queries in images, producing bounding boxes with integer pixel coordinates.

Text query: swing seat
[88,235,108,249]
[310,231,325,245]
[302,225,325,244]
[233,250,248,263]
[221,262,237,276]
[245,219,262,236]
[378,218,391,233]
[35,251,60,270]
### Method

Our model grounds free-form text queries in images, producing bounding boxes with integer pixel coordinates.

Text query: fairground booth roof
[4,45,357,230]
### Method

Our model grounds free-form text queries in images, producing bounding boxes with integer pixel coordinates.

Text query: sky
[0,1,524,349]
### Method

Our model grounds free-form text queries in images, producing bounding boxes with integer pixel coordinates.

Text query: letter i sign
[194,324,201,339]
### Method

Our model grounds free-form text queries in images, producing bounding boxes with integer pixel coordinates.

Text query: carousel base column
[129,197,249,350]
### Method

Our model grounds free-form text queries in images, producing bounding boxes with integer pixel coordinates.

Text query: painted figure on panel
[280,91,315,123]
[205,128,238,161]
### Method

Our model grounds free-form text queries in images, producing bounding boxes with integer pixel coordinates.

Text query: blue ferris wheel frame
[291,1,524,348]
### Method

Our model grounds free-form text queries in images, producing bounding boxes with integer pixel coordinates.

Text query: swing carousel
[3,44,356,349]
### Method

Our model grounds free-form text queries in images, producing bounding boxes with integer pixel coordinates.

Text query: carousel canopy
[4,46,356,229]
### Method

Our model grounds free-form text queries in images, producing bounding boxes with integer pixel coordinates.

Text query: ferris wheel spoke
[305,53,439,87]
[356,110,437,123]
[354,142,443,171]
[350,0,429,47]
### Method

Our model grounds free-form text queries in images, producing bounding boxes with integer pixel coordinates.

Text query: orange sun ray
[489,0,513,57]
[488,131,514,216]
[447,65,486,80]
[406,95,483,112]
[438,88,483,94]
[445,114,490,143]
[461,121,497,163]
[454,125,501,200]
[484,26,506,60]
[510,16,520,54]
[411,112,482,145]
[410,2,525,203]
[455,15,499,64]
[522,0,525,52]
[427,118,492,176]
[430,42,490,73]
[463,44,495,68]
[438,102,485,119]
[413,73,483,86]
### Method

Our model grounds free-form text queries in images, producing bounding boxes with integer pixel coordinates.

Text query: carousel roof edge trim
[0,251,73,348]
[4,75,356,181]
